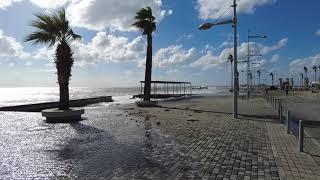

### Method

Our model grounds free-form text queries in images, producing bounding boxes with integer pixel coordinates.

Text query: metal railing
[264,94,320,152]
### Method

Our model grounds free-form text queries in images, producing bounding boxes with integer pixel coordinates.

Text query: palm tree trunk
[56,40,73,110]
[315,70,317,82]
[143,34,153,101]
[230,62,233,90]
[59,83,70,110]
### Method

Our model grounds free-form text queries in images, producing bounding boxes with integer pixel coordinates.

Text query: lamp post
[247,30,267,99]
[199,0,238,118]
[251,62,261,91]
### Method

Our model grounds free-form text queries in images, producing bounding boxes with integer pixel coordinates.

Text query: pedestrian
[285,84,289,96]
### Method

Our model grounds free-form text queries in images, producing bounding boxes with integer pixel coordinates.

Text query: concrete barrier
[0,96,112,112]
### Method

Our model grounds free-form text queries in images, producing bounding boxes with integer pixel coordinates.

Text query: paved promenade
[0,96,319,179]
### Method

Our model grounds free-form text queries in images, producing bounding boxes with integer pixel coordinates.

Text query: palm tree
[132,7,156,102]
[26,9,81,110]
[300,73,304,86]
[227,54,233,90]
[279,78,283,87]
[269,72,274,86]
[318,65,320,81]
[313,65,317,82]
[257,70,261,86]
[304,66,308,79]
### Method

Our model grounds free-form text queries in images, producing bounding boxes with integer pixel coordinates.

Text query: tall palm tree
[304,66,308,79]
[26,9,81,110]
[227,54,233,90]
[313,65,317,82]
[269,72,274,86]
[132,7,156,101]
[257,70,261,86]
[300,73,304,86]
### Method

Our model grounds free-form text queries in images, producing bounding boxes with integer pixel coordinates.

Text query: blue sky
[0,0,319,87]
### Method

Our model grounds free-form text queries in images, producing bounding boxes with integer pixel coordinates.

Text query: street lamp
[247,30,267,99]
[198,0,239,118]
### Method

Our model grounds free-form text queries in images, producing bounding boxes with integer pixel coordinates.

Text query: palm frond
[132,6,156,34]
[26,8,81,46]
[25,31,56,46]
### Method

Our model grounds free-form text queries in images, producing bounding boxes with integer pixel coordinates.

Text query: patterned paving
[0,97,319,179]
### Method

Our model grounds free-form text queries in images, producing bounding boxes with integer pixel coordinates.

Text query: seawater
[0,86,231,107]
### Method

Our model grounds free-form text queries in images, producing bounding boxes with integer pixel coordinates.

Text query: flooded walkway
[0,96,319,179]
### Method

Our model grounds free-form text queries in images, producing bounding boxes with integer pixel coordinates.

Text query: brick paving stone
[266,121,320,179]
[2,96,320,179]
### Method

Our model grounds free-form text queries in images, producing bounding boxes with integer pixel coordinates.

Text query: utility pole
[199,0,239,118]
[247,30,250,99]
[232,0,238,118]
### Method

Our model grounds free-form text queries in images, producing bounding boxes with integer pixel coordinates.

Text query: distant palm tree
[318,65,320,81]
[269,72,274,86]
[313,66,318,82]
[304,66,308,79]
[26,9,81,110]
[227,54,233,90]
[300,73,304,86]
[257,70,261,85]
[132,7,156,102]
[278,78,283,86]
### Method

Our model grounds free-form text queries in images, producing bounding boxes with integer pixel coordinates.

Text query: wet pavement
[0,97,320,179]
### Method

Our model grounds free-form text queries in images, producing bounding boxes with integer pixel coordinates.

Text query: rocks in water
[164,109,170,112]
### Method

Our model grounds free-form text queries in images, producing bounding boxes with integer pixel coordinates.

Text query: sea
[0,86,231,107]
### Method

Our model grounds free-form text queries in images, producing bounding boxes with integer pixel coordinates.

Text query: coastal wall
[0,96,112,112]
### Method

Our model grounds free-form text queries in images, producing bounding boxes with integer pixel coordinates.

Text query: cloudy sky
[0,0,319,87]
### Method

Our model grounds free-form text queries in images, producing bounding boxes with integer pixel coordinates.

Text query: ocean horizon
[0,86,231,107]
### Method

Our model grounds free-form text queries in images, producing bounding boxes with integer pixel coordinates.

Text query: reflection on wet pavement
[0,106,195,179]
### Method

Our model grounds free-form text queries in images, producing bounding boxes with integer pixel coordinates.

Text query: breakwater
[0,96,112,112]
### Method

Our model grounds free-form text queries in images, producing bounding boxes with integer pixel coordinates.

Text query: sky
[0,0,319,87]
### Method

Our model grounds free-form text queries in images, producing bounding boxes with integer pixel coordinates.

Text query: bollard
[298,120,304,152]
[279,106,283,124]
[286,110,290,134]
[272,98,275,109]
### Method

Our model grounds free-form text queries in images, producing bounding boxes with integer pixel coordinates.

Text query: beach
[1,94,320,179]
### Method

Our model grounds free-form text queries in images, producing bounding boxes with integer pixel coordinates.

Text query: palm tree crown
[313,66,317,71]
[26,9,80,46]
[132,6,156,35]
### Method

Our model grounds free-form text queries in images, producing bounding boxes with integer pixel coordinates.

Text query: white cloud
[1,0,167,32]
[191,38,288,71]
[66,0,165,31]
[29,32,146,67]
[70,32,146,66]
[289,54,320,75]
[153,45,197,68]
[270,54,280,63]
[190,51,223,70]
[315,29,320,36]
[197,0,276,20]
[0,30,29,59]
[29,0,70,8]
[0,0,22,9]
